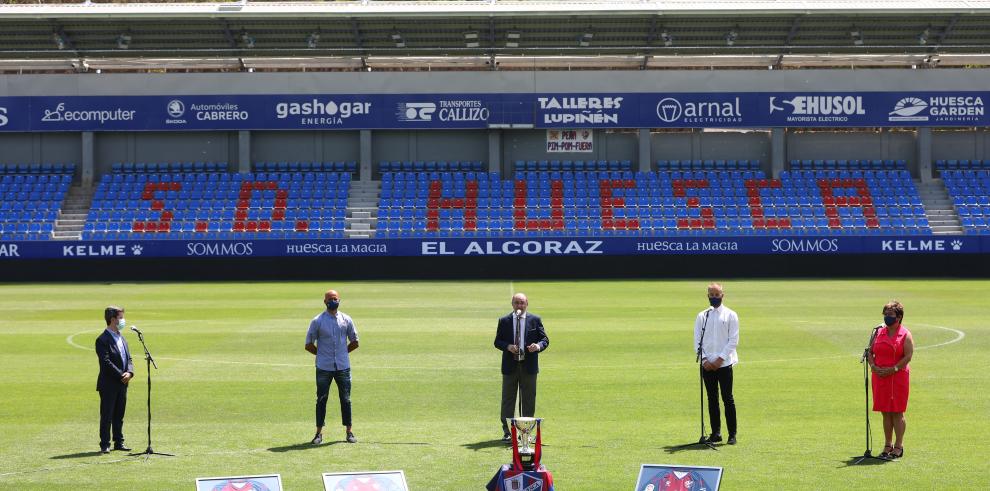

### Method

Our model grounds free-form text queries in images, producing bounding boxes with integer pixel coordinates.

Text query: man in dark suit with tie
[494,293,549,442]
[95,306,134,454]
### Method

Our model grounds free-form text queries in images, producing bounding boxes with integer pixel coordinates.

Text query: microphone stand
[129,329,174,457]
[852,326,886,464]
[675,309,717,451]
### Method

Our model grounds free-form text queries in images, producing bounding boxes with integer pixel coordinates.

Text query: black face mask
[326,300,340,310]
[884,315,897,327]
[709,297,722,308]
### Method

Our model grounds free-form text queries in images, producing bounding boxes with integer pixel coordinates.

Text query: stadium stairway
[917,178,962,235]
[345,180,380,238]
[52,184,93,240]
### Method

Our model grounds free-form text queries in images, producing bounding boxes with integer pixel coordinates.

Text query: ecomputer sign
[3,91,990,131]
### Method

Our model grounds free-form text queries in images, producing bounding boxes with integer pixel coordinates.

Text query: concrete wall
[502,129,638,167]
[932,129,990,161]
[252,131,360,163]
[93,132,238,174]
[0,132,80,165]
[786,130,916,164]
[651,130,770,166]
[5,69,990,176]
[4,69,990,96]
[372,130,488,164]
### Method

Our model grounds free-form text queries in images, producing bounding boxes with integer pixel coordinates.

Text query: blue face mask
[117,318,126,329]
[326,300,340,311]
[884,315,897,327]
[709,297,722,308]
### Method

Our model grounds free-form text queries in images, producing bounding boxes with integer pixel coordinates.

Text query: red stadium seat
[195,221,208,232]
[233,221,245,232]
[294,220,308,232]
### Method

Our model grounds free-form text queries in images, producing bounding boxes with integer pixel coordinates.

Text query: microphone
[130,326,142,335]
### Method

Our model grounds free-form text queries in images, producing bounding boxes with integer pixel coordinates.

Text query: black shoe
[502,433,512,443]
[311,433,323,445]
[346,431,357,443]
[113,443,131,452]
[727,435,737,445]
[100,446,110,454]
[706,433,722,443]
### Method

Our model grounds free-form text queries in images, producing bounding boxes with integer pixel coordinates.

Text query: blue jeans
[316,368,352,428]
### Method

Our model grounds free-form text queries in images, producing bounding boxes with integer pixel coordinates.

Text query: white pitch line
[912,322,965,350]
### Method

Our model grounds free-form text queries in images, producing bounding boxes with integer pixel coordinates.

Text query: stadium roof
[2,1,990,72]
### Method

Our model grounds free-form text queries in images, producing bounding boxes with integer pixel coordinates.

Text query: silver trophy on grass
[507,417,543,470]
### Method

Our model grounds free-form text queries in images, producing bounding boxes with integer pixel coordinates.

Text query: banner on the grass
[322,471,408,491]
[0,235,987,260]
[2,91,990,131]
[195,474,283,491]
[546,129,593,153]
[635,464,723,491]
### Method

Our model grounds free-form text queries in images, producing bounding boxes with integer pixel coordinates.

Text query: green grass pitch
[0,279,986,490]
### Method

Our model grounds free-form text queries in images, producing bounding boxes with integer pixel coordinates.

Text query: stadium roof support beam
[773,15,802,69]
[938,14,959,46]
[351,18,363,50]
[221,21,237,49]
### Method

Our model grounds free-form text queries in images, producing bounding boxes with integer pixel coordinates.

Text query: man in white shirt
[693,282,739,445]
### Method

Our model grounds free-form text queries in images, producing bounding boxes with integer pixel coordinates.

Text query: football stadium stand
[8,158,990,241]
[373,159,931,238]
[0,164,76,241]
[940,167,990,235]
[83,165,350,240]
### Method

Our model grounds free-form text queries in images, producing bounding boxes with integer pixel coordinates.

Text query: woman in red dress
[869,300,914,459]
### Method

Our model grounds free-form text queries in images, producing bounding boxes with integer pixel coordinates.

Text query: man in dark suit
[95,306,134,454]
[494,293,549,442]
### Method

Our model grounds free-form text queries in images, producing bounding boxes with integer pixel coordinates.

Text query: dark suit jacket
[95,329,134,392]
[494,312,549,375]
